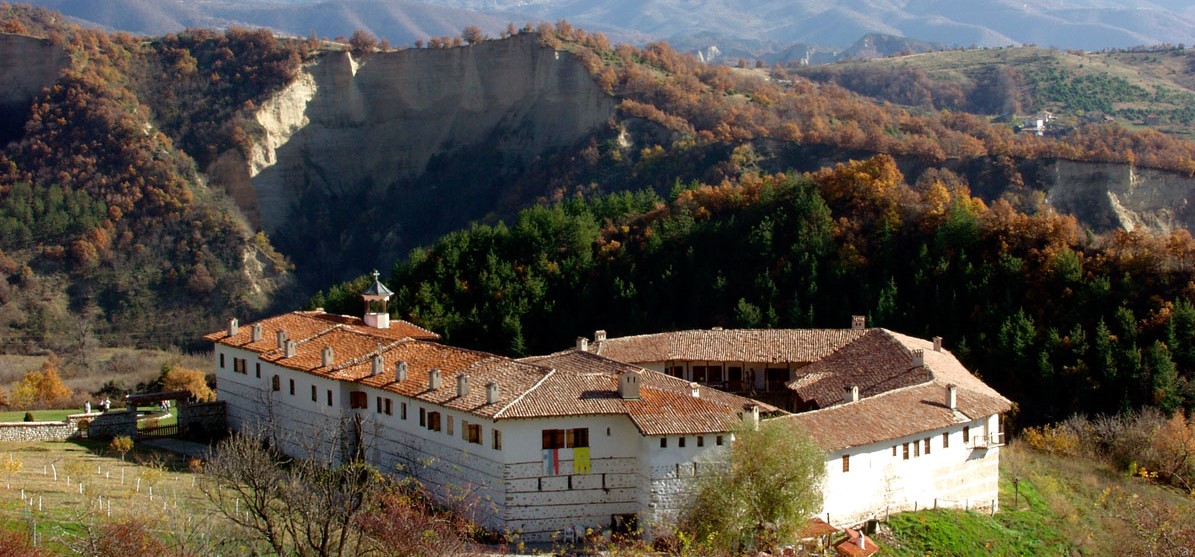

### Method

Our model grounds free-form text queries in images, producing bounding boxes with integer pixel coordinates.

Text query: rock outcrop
[0,33,69,143]
[1045,160,1195,234]
[215,34,615,235]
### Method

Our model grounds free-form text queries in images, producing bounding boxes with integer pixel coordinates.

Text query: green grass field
[878,442,1195,555]
[0,410,77,423]
[0,438,231,554]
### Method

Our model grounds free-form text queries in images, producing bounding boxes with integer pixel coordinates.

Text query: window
[716,435,724,446]
[289,379,295,395]
[493,429,502,450]
[311,385,317,402]
[466,422,481,444]
[892,445,898,456]
[428,411,441,432]
[842,454,850,472]
[419,407,426,427]
[678,437,686,448]
[349,391,367,409]
[326,389,332,406]
[233,358,246,374]
[914,441,920,457]
[943,431,950,448]
[697,436,704,447]
[376,396,382,413]
[219,353,225,368]
[401,402,407,420]
[447,415,454,436]
[384,399,393,416]
[255,363,261,378]
[271,375,280,392]
[903,443,909,460]
[542,428,588,449]
[963,426,970,444]
[660,437,667,448]
[924,438,931,455]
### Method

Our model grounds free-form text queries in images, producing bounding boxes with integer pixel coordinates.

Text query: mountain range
[18,0,1195,55]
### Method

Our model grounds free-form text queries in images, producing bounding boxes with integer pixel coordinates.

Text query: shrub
[22,411,33,422]
[1020,423,1080,456]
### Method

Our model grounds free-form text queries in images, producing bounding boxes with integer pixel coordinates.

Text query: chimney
[576,337,589,352]
[851,315,866,330]
[429,368,442,390]
[933,336,943,352]
[912,349,925,367]
[251,323,263,342]
[227,318,239,337]
[371,354,384,377]
[285,340,297,358]
[486,381,500,404]
[845,385,859,403]
[690,382,700,398]
[276,330,288,349]
[947,384,957,410]
[858,532,867,550]
[395,361,408,382]
[594,330,607,342]
[321,347,334,367]
[618,370,641,400]
[457,374,470,397]
[742,404,760,430]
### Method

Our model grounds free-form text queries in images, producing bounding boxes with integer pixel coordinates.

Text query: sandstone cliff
[213,34,615,239]
[1044,160,1195,234]
[0,33,68,143]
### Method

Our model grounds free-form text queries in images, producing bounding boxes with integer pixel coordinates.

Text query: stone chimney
[576,337,588,352]
[371,354,384,377]
[594,330,607,342]
[251,323,263,342]
[285,340,297,358]
[851,315,866,330]
[742,404,760,430]
[322,347,334,368]
[618,370,641,400]
[845,385,860,403]
[933,336,943,352]
[395,361,408,382]
[912,349,925,367]
[690,382,700,398]
[457,374,470,397]
[486,381,500,404]
[227,318,239,337]
[947,384,957,410]
[276,330,288,349]
[429,368,442,390]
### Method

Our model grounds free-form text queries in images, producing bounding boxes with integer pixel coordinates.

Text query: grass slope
[879,442,1195,555]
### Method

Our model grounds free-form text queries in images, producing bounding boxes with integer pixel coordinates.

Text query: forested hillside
[314,154,1195,425]
[0,5,302,354]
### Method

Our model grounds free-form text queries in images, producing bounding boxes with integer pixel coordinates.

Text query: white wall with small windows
[640,431,731,528]
[817,414,1002,526]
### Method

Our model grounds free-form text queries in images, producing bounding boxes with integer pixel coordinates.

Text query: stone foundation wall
[179,401,227,438]
[86,410,138,439]
[0,413,100,442]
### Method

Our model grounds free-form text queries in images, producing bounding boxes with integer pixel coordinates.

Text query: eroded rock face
[1045,160,1195,234]
[222,34,615,236]
[0,34,69,143]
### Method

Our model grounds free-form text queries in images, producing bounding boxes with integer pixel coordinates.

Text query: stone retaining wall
[0,413,100,442]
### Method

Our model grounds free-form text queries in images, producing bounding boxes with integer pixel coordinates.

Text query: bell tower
[361,270,394,329]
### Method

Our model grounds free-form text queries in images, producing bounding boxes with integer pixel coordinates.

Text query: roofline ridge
[493,368,557,419]
[782,380,939,418]
[329,338,407,372]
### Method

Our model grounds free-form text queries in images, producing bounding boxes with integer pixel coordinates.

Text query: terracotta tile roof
[208,312,772,429]
[780,382,1010,452]
[591,328,866,364]
[799,517,838,538]
[779,329,1011,451]
[787,329,932,408]
[512,350,777,435]
[834,528,878,557]
[203,310,439,347]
